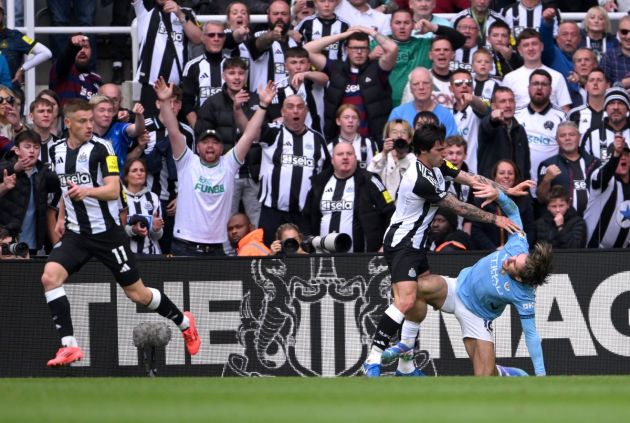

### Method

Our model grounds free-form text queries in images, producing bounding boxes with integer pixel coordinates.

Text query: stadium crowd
[3,0,630,260]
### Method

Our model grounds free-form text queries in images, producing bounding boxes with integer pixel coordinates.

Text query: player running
[43,99,200,366]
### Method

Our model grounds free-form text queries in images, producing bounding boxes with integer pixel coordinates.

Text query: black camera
[281,238,300,254]
[129,214,151,230]
[1,242,29,258]
[393,138,410,154]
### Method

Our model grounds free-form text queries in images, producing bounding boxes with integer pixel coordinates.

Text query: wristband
[258,104,268,110]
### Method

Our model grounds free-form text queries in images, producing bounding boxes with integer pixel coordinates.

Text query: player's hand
[153,77,173,102]
[506,180,535,197]
[2,169,16,191]
[473,182,499,208]
[66,180,90,201]
[54,215,65,238]
[233,89,250,111]
[132,103,144,116]
[152,211,164,232]
[494,215,521,234]
[166,198,177,216]
[543,165,561,180]
[258,80,278,107]
[270,239,282,255]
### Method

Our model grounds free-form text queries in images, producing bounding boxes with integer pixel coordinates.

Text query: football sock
[147,287,185,328]
[368,305,405,363]
[397,354,416,374]
[400,320,420,348]
[45,287,74,340]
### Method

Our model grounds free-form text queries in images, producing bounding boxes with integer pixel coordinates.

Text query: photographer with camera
[367,118,415,195]
[0,130,61,257]
[0,226,29,259]
[270,223,308,255]
[121,159,164,255]
[305,142,395,252]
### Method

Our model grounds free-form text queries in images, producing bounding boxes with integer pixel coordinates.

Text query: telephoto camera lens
[281,238,299,254]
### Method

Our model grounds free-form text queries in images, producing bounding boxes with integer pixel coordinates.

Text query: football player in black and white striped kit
[133,0,202,115]
[362,121,526,377]
[181,21,230,129]
[581,87,630,165]
[584,136,630,248]
[42,99,200,367]
[295,0,349,61]
[501,0,560,39]
[258,94,330,246]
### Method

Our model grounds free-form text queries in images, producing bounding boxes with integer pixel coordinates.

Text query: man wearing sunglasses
[600,15,630,87]
[181,21,230,130]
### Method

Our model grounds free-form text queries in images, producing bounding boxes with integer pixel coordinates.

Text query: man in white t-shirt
[155,77,277,256]
[501,28,572,112]
[335,0,390,35]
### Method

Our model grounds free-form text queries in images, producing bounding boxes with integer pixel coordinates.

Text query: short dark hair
[122,158,147,184]
[29,97,54,113]
[391,8,413,20]
[412,122,446,153]
[171,84,184,102]
[431,35,453,49]
[588,67,608,83]
[516,28,541,46]
[14,129,42,147]
[491,86,514,104]
[445,135,468,153]
[491,159,522,185]
[450,68,473,81]
[529,68,552,84]
[412,111,439,128]
[488,19,510,35]
[546,185,570,204]
[519,242,553,287]
[346,31,369,46]
[285,46,309,60]
[222,57,248,72]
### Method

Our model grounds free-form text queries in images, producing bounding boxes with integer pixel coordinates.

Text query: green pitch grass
[1,376,629,423]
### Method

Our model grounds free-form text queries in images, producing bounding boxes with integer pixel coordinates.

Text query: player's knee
[394,295,416,313]
[41,269,63,290]
[123,285,151,305]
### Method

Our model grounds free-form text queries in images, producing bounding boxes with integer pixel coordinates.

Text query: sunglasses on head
[452,79,473,87]
[0,95,15,105]
[204,32,226,38]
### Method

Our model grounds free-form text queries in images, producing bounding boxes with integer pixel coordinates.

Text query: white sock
[178,314,190,331]
[367,346,383,363]
[396,355,416,374]
[61,336,78,348]
[400,320,420,348]
[147,288,160,310]
[45,286,66,303]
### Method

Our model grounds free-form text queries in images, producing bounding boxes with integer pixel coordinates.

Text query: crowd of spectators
[2,0,630,259]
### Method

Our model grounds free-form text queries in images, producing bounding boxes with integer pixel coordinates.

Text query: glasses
[0,95,15,105]
[204,32,226,38]
[620,28,630,36]
[452,79,473,87]
[347,46,368,52]
[530,81,551,88]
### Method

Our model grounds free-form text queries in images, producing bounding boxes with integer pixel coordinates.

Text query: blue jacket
[540,19,579,105]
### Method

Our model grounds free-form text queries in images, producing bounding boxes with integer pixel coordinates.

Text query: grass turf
[1,376,629,423]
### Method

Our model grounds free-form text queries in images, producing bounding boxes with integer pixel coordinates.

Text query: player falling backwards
[43,99,200,366]
[386,185,552,376]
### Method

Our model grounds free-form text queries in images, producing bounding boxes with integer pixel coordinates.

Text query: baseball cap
[198,129,223,144]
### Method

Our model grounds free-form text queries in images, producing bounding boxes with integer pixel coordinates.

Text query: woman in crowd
[329,104,379,171]
[122,158,164,255]
[270,223,308,255]
[0,85,24,139]
[367,118,414,196]
[472,159,536,250]
[580,6,619,60]
[226,1,250,32]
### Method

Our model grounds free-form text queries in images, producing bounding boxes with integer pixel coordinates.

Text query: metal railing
[3,1,628,112]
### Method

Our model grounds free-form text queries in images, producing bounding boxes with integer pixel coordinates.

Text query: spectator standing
[535,185,587,248]
[568,67,609,137]
[453,16,480,69]
[335,0,391,34]
[444,135,476,233]
[599,15,630,86]
[49,34,102,108]
[579,6,619,62]
[471,48,499,103]
[409,0,453,39]
[501,0,560,38]
[0,85,27,140]
[485,20,523,80]
[452,0,508,45]
[295,0,350,61]
[46,0,97,62]
[328,104,380,170]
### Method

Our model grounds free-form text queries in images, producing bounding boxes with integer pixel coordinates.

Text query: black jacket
[478,116,531,181]
[535,207,586,249]
[0,158,60,249]
[304,167,395,252]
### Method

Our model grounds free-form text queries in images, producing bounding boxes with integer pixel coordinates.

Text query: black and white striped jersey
[123,186,163,255]
[383,159,460,249]
[453,46,478,69]
[328,135,379,170]
[501,2,560,38]
[584,157,630,248]
[143,116,195,201]
[258,123,329,212]
[49,137,121,235]
[568,104,605,137]
[274,80,325,135]
[473,78,499,104]
[134,0,198,85]
[514,103,566,191]
[295,15,349,61]
[319,174,356,247]
[451,9,507,42]
[581,121,630,164]
[181,51,228,114]
[242,32,300,94]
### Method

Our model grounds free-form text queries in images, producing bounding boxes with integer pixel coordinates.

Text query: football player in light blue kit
[413,186,552,376]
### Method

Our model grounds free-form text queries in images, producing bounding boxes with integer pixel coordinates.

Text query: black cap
[198,129,223,144]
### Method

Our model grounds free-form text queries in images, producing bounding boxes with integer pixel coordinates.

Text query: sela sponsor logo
[59,172,92,187]
[345,84,360,94]
[320,200,354,211]
[200,86,222,98]
[281,154,315,167]
[527,134,555,146]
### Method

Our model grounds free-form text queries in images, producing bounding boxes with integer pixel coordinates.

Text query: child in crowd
[295,0,349,61]
[471,48,499,104]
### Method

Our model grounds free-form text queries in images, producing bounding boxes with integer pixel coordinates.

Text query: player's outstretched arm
[456,170,534,197]
[154,77,187,159]
[233,81,276,163]
[521,316,546,376]
[437,192,521,234]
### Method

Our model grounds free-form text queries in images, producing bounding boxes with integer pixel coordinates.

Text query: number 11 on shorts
[112,246,128,264]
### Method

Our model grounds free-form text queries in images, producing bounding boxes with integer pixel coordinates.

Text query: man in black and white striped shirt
[42,99,200,367]
[133,0,202,116]
[258,94,330,246]
[568,68,608,137]
[363,121,523,377]
[501,0,560,39]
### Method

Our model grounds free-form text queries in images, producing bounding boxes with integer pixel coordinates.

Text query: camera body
[393,138,410,155]
[1,242,29,257]
[128,214,152,230]
[281,238,300,254]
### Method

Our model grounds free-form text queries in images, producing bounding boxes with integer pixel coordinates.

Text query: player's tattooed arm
[437,193,496,224]
[456,170,506,193]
